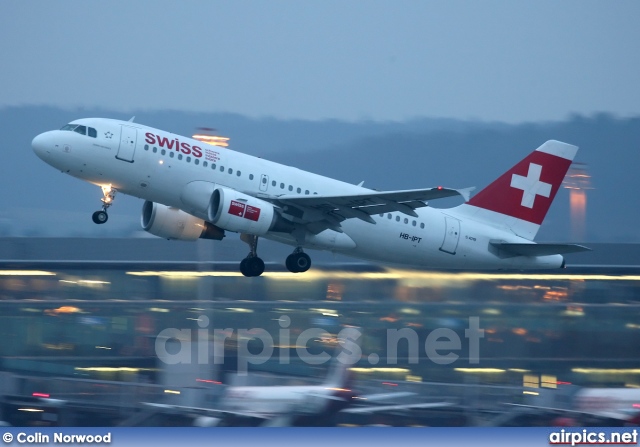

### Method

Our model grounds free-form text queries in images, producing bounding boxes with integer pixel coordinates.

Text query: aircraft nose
[32,132,52,158]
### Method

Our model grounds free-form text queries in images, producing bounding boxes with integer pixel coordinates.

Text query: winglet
[457,187,475,202]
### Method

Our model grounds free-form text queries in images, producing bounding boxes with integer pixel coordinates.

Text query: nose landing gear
[92,185,117,225]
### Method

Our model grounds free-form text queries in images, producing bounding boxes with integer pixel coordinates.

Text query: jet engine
[141,201,225,241]
[208,186,295,235]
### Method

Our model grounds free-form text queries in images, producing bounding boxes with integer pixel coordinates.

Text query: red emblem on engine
[228,201,261,221]
[228,200,246,217]
[244,205,261,222]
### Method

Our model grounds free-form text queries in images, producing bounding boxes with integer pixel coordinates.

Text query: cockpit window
[73,125,87,135]
[60,124,95,137]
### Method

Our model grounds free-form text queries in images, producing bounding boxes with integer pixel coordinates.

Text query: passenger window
[412,220,416,226]
[288,185,293,191]
[153,147,157,153]
[212,163,216,169]
[404,218,408,224]
[195,159,199,165]
[74,125,87,135]
[280,183,285,189]
[220,166,224,172]
[387,214,392,219]
[170,152,174,158]
[228,168,233,174]
[187,156,191,163]
[305,190,309,195]
[144,145,149,151]
[203,161,208,167]
[272,180,276,187]
[237,171,241,177]
[251,174,255,180]
[88,127,97,138]
[396,216,400,222]
[161,149,166,155]
[297,187,301,193]
[178,154,183,160]
[420,223,425,229]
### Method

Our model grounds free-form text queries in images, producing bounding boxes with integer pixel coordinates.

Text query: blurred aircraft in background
[147,327,450,427]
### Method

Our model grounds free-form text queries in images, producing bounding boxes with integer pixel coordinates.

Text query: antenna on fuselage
[128,116,136,122]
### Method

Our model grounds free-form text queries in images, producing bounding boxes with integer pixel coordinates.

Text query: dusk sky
[2,1,640,122]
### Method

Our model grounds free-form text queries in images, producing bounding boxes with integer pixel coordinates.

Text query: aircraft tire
[241,257,264,277]
[286,253,311,273]
[92,210,108,224]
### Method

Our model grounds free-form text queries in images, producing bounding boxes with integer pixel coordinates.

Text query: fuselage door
[440,215,461,255]
[116,125,137,163]
[259,174,269,192]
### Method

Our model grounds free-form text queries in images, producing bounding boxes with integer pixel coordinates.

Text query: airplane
[147,352,358,426]
[31,117,589,276]
[146,328,450,426]
[499,387,640,427]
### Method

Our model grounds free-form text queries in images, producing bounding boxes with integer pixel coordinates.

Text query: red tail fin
[467,140,577,225]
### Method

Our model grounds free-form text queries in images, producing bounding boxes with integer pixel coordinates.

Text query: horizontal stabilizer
[490,241,591,257]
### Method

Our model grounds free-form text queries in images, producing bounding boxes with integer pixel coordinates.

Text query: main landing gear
[92,185,116,225]
[239,234,265,277]
[238,235,312,277]
[286,248,311,273]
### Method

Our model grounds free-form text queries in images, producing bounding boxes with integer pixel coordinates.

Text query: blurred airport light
[192,127,229,147]
[563,162,592,242]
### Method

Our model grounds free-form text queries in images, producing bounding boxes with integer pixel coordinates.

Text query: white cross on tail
[510,163,552,208]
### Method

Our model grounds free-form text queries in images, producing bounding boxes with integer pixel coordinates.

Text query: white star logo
[510,163,552,208]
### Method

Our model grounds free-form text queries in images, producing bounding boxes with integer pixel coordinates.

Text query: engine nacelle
[141,201,225,241]
[209,187,295,235]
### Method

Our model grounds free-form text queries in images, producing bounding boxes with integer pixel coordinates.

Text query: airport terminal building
[1,237,639,394]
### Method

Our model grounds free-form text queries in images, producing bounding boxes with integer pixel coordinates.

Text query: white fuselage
[32,118,563,270]
[223,384,339,416]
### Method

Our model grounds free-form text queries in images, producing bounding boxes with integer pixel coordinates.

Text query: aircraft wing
[341,401,453,414]
[144,403,271,420]
[268,186,474,232]
[507,403,636,422]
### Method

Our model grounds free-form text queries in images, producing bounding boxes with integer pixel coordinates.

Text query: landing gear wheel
[92,185,117,225]
[286,252,311,273]
[240,257,265,277]
[92,210,108,224]
[239,234,265,277]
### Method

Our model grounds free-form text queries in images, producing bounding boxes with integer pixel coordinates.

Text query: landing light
[0,270,55,276]
[454,368,506,373]
[126,270,640,282]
